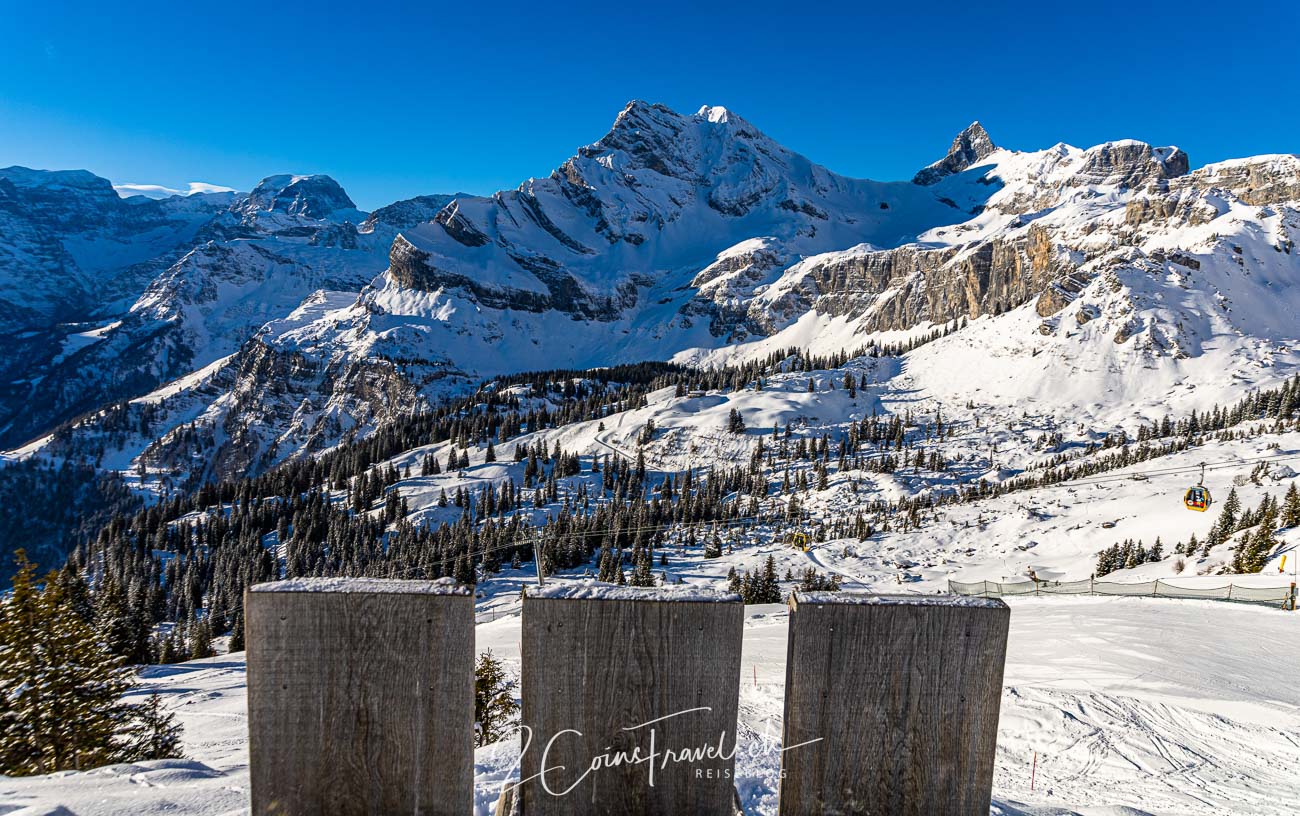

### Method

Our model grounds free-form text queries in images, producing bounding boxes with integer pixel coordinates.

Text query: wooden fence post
[778,592,1010,816]
[517,585,743,815]
[245,578,474,816]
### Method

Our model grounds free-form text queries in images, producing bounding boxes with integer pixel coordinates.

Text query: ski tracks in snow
[995,686,1300,815]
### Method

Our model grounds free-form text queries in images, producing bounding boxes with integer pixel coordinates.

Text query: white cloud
[114,181,237,199]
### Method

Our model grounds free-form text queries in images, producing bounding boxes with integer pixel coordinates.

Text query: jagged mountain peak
[912,121,998,185]
[578,101,778,176]
[696,104,736,122]
[360,193,467,232]
[237,173,357,219]
[694,104,759,133]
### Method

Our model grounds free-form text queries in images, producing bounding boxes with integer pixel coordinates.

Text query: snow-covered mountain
[6,101,1300,492]
[0,166,226,333]
[0,171,456,448]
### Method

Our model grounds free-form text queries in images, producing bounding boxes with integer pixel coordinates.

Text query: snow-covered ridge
[0,168,410,448]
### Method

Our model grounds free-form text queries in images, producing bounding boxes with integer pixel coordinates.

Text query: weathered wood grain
[778,593,1010,816]
[519,593,743,815]
[245,581,474,816]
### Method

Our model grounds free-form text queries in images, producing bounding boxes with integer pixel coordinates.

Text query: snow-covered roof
[531,580,740,602]
[792,591,1008,609]
[249,577,471,595]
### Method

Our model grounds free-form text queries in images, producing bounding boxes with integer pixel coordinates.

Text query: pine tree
[227,610,245,653]
[1283,483,1300,528]
[187,615,214,660]
[1234,495,1280,573]
[758,556,782,604]
[1221,488,1242,530]
[1095,544,1119,577]
[703,533,722,559]
[0,552,159,775]
[53,565,95,626]
[117,695,185,762]
[473,650,518,747]
[629,552,656,587]
[96,575,150,664]
[726,409,746,435]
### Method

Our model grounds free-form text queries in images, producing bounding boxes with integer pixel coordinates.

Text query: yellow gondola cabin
[1184,485,1212,512]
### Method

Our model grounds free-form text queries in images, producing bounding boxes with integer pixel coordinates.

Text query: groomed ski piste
[1,595,1295,816]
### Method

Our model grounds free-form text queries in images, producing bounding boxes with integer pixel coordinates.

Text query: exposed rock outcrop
[1171,154,1300,205]
[761,224,1073,334]
[1071,142,1188,188]
[913,123,997,185]
[361,194,462,232]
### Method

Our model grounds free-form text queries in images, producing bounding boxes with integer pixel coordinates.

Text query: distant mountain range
[3,101,1299,493]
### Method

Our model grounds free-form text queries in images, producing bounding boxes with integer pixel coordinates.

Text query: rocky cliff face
[1168,154,1300,205]
[759,226,1066,334]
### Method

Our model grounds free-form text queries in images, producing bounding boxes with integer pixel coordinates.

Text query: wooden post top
[249,577,472,596]
[789,591,1009,610]
[527,581,741,603]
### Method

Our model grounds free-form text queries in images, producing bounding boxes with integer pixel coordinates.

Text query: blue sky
[1,0,1296,209]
